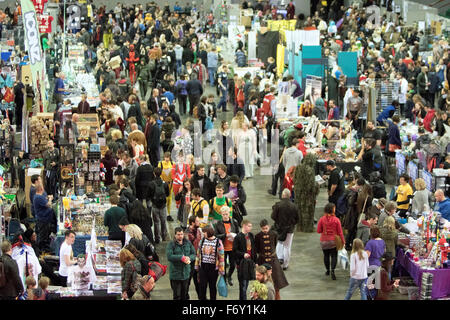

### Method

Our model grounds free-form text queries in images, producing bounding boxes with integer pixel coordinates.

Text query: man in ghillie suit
[294,153,319,232]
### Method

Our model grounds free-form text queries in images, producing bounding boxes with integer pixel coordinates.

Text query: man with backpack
[191,188,210,228]
[0,241,24,300]
[166,227,196,300]
[149,167,171,244]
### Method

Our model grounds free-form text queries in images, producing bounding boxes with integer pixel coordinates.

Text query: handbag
[217,275,228,297]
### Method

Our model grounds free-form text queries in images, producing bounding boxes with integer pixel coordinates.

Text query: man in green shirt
[104,194,126,246]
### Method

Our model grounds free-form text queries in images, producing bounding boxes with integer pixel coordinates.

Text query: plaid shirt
[121,260,141,293]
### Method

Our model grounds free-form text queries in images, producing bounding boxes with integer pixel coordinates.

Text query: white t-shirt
[350,251,369,280]
[59,241,73,277]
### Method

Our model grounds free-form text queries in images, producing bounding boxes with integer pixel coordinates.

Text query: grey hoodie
[283,146,303,171]
[356,220,371,245]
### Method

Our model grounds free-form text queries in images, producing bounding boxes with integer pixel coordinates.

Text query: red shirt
[317,214,345,244]
[423,109,435,133]
[296,139,307,157]
[262,93,275,117]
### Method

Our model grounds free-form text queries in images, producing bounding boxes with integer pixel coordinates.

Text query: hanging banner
[304,75,322,107]
[31,0,48,15]
[21,0,47,111]
[38,14,53,33]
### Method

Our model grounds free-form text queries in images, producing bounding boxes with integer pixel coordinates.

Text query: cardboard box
[109,55,122,70]
[25,168,45,204]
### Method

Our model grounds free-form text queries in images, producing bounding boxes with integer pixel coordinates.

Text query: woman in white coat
[237,122,257,179]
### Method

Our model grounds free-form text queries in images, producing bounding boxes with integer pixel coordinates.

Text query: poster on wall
[304,75,322,106]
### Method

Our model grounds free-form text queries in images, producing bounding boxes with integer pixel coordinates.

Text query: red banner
[31,0,48,15]
[38,14,53,33]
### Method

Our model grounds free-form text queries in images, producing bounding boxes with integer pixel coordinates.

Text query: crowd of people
[1,0,450,301]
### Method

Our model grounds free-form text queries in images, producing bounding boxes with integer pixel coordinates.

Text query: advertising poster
[304,75,322,106]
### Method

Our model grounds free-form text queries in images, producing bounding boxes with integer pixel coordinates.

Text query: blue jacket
[435,198,450,221]
[34,194,54,223]
[387,120,402,147]
[377,105,395,124]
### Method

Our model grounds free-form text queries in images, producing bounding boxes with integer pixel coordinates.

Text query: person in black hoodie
[233,220,257,300]
[118,177,136,214]
[128,198,154,245]
[186,73,203,116]
[169,104,182,129]
[191,164,213,201]
[135,154,154,208]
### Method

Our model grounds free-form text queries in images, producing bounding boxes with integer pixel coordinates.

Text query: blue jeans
[344,278,367,300]
[217,88,228,111]
[239,279,249,300]
[208,67,216,86]
[176,59,182,75]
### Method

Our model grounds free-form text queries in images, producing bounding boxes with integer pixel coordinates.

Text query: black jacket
[135,163,154,200]
[191,172,213,201]
[214,219,240,244]
[147,96,163,114]
[226,157,245,184]
[271,199,299,234]
[186,79,203,97]
[148,178,170,209]
[146,123,160,152]
[233,232,257,280]
[0,254,24,298]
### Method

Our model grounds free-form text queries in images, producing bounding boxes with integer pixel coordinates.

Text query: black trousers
[188,266,200,299]
[170,279,189,300]
[398,209,409,219]
[188,94,200,115]
[148,148,159,167]
[225,250,236,279]
[271,163,285,197]
[36,221,52,253]
[179,95,187,115]
[45,168,58,199]
[323,248,338,272]
[198,263,218,300]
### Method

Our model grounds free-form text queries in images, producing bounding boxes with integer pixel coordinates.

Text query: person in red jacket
[296,131,307,157]
[262,87,276,117]
[282,165,295,200]
[422,105,436,133]
[317,203,345,280]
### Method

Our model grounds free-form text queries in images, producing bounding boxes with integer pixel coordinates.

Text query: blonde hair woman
[380,216,398,256]
[411,178,432,218]
[344,238,369,300]
[230,111,249,146]
[126,224,143,241]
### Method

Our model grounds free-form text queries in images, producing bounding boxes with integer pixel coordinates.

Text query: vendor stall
[396,210,450,299]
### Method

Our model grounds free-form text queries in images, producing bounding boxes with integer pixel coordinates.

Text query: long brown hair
[119,248,136,267]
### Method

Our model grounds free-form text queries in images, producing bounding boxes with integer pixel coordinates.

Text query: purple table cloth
[397,248,450,299]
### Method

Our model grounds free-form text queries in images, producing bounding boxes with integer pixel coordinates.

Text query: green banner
[21,0,48,111]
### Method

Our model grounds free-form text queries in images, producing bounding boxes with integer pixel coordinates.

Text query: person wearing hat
[368,198,387,217]
[325,160,344,206]
[118,215,131,246]
[255,219,288,300]
[375,252,400,300]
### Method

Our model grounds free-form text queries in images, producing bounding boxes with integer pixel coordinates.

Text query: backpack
[336,189,354,218]
[0,257,6,288]
[152,181,167,207]
[148,59,156,71]
[159,57,169,71]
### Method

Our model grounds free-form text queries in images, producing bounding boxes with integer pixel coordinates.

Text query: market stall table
[53,235,108,257]
[48,289,120,300]
[397,248,450,299]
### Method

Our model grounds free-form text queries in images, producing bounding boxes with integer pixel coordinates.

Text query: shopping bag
[217,275,228,297]
[337,248,349,270]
